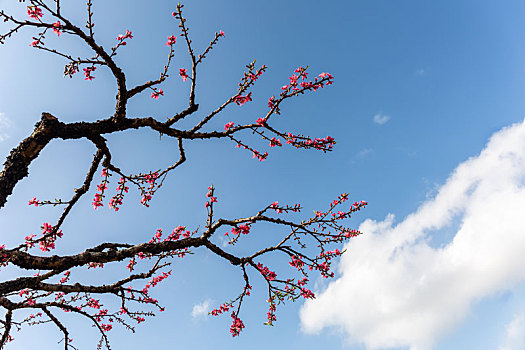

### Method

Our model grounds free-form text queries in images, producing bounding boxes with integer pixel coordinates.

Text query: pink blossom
[151,89,164,99]
[83,66,96,81]
[116,30,133,41]
[234,92,252,106]
[87,298,101,309]
[219,30,225,37]
[97,183,108,192]
[229,313,245,337]
[269,138,282,147]
[300,288,315,299]
[60,271,70,284]
[53,21,62,36]
[29,38,41,47]
[27,6,43,19]
[166,35,177,46]
[92,193,103,209]
[318,72,333,79]
[224,122,235,130]
[141,194,152,207]
[289,255,304,269]
[39,240,55,252]
[251,150,268,161]
[41,222,53,233]
[256,263,277,280]
[179,68,189,82]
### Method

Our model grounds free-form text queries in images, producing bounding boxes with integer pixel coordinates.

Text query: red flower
[116,30,133,41]
[53,21,62,36]
[269,138,282,147]
[151,89,164,99]
[234,92,252,106]
[229,313,245,337]
[256,263,277,281]
[29,38,41,47]
[27,6,43,19]
[224,122,235,130]
[83,66,96,81]
[166,35,177,46]
[179,68,189,82]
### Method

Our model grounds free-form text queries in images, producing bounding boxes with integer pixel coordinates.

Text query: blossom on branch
[151,89,164,99]
[83,66,96,80]
[52,21,62,36]
[0,2,366,347]
[27,6,43,19]
[179,68,189,82]
[166,35,177,46]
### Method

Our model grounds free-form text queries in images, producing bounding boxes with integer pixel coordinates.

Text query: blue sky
[1,0,525,349]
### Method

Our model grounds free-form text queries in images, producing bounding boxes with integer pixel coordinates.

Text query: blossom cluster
[179,68,188,82]
[0,245,7,267]
[93,168,164,210]
[52,21,62,36]
[204,185,217,208]
[137,171,160,207]
[224,223,252,245]
[166,35,177,46]
[229,313,245,337]
[151,89,164,99]
[269,201,301,214]
[222,66,336,162]
[224,121,235,130]
[109,177,129,211]
[92,168,110,209]
[116,30,133,42]
[210,302,234,316]
[142,271,171,294]
[83,66,96,81]
[24,222,63,252]
[285,133,335,151]
[27,6,43,19]
[165,225,192,241]
[234,92,252,106]
[256,263,277,281]
[112,30,133,54]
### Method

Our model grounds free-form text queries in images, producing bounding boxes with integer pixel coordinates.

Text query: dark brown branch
[0,113,59,208]
[14,149,105,251]
[0,310,12,349]
[0,113,250,208]
[41,307,69,350]
[34,2,128,118]
[127,43,175,99]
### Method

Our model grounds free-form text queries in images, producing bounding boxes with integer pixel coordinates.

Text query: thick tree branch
[0,113,59,208]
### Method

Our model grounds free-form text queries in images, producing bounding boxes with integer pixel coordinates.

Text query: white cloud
[373,113,390,125]
[300,120,525,350]
[356,148,373,158]
[191,299,211,319]
[415,69,426,76]
[500,312,525,350]
[0,113,11,142]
